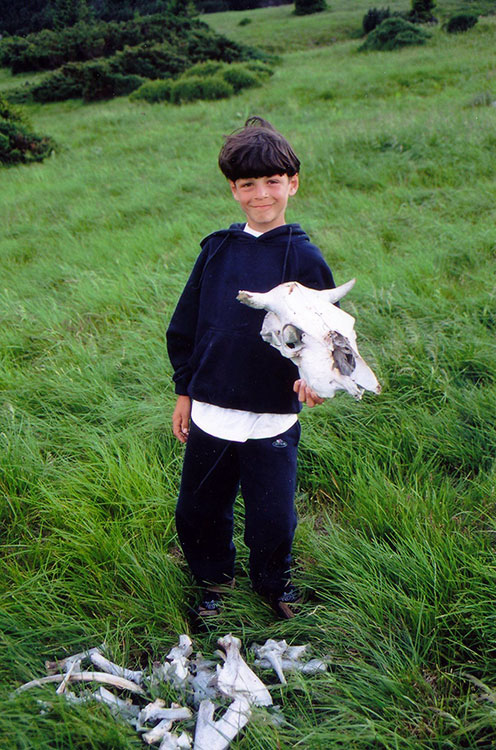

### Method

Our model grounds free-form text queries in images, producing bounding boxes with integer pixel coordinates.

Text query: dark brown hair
[218,116,301,181]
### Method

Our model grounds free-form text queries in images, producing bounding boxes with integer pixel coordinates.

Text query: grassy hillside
[1,7,496,749]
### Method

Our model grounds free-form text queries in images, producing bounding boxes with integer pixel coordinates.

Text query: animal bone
[216,635,272,707]
[142,718,173,744]
[138,698,192,725]
[56,659,77,694]
[167,635,193,661]
[152,634,194,690]
[90,650,143,685]
[45,646,103,675]
[188,654,219,707]
[237,280,381,400]
[92,686,140,724]
[193,697,251,750]
[159,731,192,749]
[250,640,287,684]
[14,671,145,696]
[251,640,328,682]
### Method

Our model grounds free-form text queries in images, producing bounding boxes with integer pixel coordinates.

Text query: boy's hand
[172,395,191,443]
[293,379,325,408]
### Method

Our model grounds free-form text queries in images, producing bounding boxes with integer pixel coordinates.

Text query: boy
[166,117,335,621]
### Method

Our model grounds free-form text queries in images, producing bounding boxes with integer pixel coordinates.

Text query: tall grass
[1,10,496,749]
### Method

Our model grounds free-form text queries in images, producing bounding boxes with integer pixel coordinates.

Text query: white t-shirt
[191,223,298,442]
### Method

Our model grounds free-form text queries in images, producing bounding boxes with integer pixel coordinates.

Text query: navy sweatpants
[175,419,301,597]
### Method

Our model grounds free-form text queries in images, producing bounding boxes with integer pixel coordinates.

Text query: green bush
[31,63,86,101]
[81,61,144,100]
[198,75,234,100]
[0,13,198,74]
[169,75,204,103]
[409,0,436,23]
[359,16,431,50]
[169,74,234,103]
[294,0,327,16]
[129,78,172,102]
[0,93,55,165]
[446,13,478,32]
[28,60,144,101]
[363,7,391,35]
[238,17,252,26]
[221,63,261,92]
[181,60,226,78]
[108,43,189,79]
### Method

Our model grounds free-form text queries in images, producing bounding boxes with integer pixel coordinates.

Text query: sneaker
[269,584,303,620]
[189,579,235,631]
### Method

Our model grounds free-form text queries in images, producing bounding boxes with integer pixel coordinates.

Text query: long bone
[216,635,272,707]
[193,697,251,750]
[138,698,192,725]
[14,671,145,695]
[89,650,143,686]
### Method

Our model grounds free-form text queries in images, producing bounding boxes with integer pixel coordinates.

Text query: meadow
[1,2,496,747]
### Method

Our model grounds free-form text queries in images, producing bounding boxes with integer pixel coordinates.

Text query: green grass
[1,8,496,750]
[205,0,496,52]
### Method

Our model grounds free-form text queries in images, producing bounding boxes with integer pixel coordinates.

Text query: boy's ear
[229,180,240,202]
[289,173,299,195]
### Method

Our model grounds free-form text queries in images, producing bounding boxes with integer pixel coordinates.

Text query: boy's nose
[254,182,269,198]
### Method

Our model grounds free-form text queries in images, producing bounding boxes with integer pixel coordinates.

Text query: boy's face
[229,174,299,233]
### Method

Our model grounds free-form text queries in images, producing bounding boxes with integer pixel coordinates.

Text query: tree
[49,0,92,29]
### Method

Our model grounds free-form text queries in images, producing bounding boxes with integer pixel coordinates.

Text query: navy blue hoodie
[166,223,335,414]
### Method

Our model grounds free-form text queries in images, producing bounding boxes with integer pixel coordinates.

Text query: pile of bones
[15,634,328,749]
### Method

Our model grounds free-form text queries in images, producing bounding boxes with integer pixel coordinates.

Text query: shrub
[28,60,143,101]
[0,13,201,74]
[31,63,86,101]
[198,75,234,100]
[359,16,431,50]
[129,79,173,102]
[409,0,436,23]
[81,61,144,100]
[446,13,478,32]
[169,74,234,103]
[294,0,327,15]
[362,7,391,35]
[238,17,252,25]
[108,43,189,79]
[181,60,226,78]
[0,93,55,165]
[169,75,204,103]
[221,64,261,92]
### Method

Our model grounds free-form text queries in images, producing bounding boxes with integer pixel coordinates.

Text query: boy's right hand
[172,395,191,443]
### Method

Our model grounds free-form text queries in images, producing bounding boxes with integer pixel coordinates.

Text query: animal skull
[237,280,381,400]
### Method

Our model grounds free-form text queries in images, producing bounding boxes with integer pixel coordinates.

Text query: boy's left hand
[293,379,325,407]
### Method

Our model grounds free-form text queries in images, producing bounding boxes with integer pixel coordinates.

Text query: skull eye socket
[282,324,303,349]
